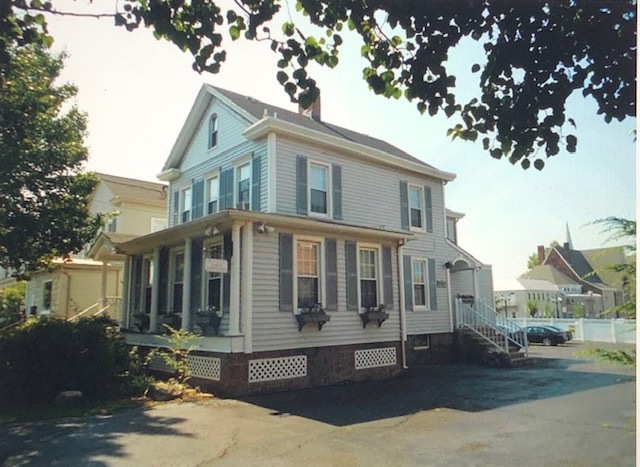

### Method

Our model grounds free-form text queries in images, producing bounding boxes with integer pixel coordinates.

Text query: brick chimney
[563,242,571,252]
[537,245,545,264]
[299,92,321,122]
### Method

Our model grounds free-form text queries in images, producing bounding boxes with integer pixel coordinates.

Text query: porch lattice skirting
[248,356,307,383]
[354,347,397,369]
[149,354,221,381]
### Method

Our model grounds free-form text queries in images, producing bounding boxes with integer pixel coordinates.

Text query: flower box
[295,304,331,332]
[360,305,389,328]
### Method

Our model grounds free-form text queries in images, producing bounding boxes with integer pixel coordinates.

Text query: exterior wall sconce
[204,225,220,236]
[257,223,275,234]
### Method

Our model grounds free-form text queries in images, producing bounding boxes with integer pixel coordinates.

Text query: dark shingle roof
[210,85,437,170]
[555,247,603,284]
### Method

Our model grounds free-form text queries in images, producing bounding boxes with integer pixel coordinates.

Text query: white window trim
[293,235,326,314]
[180,186,192,224]
[356,243,382,313]
[408,184,425,232]
[308,160,332,218]
[201,239,224,311]
[234,158,252,210]
[411,258,429,312]
[205,172,221,215]
[208,113,219,150]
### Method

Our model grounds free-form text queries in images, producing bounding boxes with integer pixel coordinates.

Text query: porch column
[182,237,192,331]
[229,223,241,335]
[149,247,161,333]
[242,222,253,353]
[100,260,108,309]
[121,256,131,328]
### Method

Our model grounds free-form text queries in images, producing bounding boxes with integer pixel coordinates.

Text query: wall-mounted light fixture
[257,223,275,234]
[204,225,220,236]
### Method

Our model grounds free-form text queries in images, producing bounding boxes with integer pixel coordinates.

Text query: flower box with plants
[457,294,475,306]
[131,311,150,332]
[195,306,223,335]
[295,303,331,332]
[359,304,390,328]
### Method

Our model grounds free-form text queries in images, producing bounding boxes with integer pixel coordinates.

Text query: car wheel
[542,337,552,346]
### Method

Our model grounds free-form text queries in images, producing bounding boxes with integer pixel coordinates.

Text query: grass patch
[0,397,145,426]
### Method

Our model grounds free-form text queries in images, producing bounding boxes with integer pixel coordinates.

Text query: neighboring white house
[113,85,495,394]
[25,173,167,319]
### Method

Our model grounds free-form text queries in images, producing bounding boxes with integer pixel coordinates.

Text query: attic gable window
[209,114,218,149]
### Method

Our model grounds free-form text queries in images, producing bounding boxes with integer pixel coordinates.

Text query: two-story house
[115,85,494,395]
[25,173,167,320]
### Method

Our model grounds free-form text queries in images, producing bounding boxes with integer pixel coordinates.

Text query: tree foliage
[0,45,102,278]
[1,0,636,169]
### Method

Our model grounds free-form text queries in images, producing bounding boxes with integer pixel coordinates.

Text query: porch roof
[116,210,414,254]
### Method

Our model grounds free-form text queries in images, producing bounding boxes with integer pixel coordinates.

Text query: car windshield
[546,326,563,332]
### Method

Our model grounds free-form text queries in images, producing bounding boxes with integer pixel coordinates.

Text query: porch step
[458,329,530,368]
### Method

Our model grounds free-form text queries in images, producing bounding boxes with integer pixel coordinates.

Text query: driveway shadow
[242,355,635,427]
[0,407,193,466]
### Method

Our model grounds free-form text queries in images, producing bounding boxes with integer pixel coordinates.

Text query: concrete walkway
[0,342,635,466]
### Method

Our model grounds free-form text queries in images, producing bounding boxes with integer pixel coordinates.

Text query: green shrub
[0,317,131,405]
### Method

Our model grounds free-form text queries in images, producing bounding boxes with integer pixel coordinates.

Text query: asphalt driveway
[0,342,635,466]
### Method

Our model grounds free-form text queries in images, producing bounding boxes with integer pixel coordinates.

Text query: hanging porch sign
[205,258,228,273]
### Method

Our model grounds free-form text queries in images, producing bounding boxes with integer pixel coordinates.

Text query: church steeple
[565,222,574,250]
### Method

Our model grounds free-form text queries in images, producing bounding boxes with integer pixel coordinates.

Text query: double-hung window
[205,243,223,310]
[180,187,192,223]
[172,252,184,313]
[237,163,250,210]
[206,176,219,215]
[209,114,218,149]
[43,280,52,311]
[409,186,423,230]
[359,247,379,310]
[296,240,321,310]
[412,259,427,309]
[309,163,329,215]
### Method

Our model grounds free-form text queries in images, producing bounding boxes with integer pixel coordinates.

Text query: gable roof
[520,264,580,286]
[161,85,455,181]
[552,246,604,285]
[96,173,168,206]
[580,246,628,288]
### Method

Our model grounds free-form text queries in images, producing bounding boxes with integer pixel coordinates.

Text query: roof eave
[244,117,457,182]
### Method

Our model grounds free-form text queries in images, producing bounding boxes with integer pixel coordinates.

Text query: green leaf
[229,25,240,40]
[471,64,480,73]
[276,71,288,84]
[534,159,545,170]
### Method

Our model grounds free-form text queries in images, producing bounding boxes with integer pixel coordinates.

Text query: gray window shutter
[332,164,342,220]
[424,185,433,233]
[279,233,293,311]
[172,190,180,226]
[251,153,261,211]
[382,246,393,308]
[296,155,308,215]
[325,238,338,311]
[345,240,358,311]
[219,168,234,210]
[192,180,204,220]
[222,233,232,312]
[403,255,413,312]
[399,181,409,230]
[190,238,203,311]
[428,258,437,310]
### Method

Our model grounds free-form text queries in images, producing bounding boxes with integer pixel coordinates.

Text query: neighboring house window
[205,243,223,310]
[42,280,52,311]
[106,217,117,233]
[209,114,218,148]
[296,240,321,310]
[236,163,250,210]
[172,252,185,313]
[150,217,167,233]
[446,218,457,243]
[180,187,192,223]
[207,176,219,214]
[409,186,423,229]
[412,259,427,309]
[359,247,379,310]
[309,162,329,215]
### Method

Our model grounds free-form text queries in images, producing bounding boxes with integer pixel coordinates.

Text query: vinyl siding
[251,231,400,352]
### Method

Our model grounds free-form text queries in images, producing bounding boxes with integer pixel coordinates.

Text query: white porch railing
[456,299,528,356]
[67,297,121,322]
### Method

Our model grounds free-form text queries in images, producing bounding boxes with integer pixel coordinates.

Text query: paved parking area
[0,342,635,466]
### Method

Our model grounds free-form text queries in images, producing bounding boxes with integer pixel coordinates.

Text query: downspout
[397,240,408,369]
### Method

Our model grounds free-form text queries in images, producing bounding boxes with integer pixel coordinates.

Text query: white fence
[512,318,636,344]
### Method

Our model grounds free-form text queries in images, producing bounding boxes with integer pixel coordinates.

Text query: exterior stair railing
[456,299,528,357]
[67,297,121,322]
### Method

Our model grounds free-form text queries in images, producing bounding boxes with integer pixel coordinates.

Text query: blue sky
[46,4,636,289]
